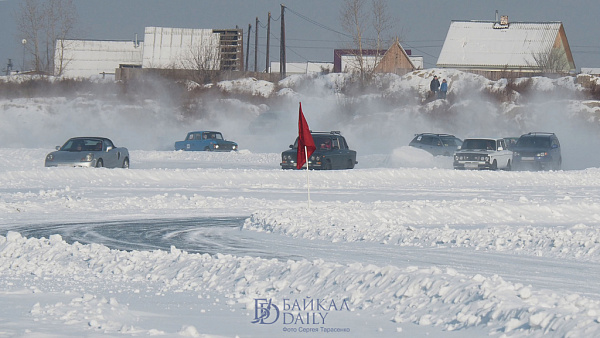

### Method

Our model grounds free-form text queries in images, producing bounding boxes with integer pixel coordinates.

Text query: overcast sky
[0,0,598,74]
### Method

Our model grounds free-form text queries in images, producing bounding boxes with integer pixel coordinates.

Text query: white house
[437,17,576,77]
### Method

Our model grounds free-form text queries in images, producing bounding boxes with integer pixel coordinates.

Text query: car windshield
[462,139,496,150]
[292,135,335,150]
[61,138,103,152]
[516,137,551,148]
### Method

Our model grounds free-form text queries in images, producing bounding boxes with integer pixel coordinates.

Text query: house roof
[375,39,416,72]
[436,20,572,70]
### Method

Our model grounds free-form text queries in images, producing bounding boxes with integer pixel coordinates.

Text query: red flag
[297,103,316,169]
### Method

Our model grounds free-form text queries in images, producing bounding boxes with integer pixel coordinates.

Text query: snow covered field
[2,149,600,337]
[2,70,600,337]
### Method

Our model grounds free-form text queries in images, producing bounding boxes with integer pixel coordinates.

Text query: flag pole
[305,145,310,209]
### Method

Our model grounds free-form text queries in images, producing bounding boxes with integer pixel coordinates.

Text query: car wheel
[491,160,498,170]
[555,158,562,170]
[324,160,332,170]
[96,159,104,168]
[204,147,211,151]
[505,160,511,171]
[122,157,129,169]
[347,159,355,169]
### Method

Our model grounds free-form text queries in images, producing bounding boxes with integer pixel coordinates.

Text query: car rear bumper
[512,156,556,170]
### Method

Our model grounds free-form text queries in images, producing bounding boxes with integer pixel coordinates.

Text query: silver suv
[409,133,463,156]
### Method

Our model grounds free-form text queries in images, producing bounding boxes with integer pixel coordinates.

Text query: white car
[453,138,512,170]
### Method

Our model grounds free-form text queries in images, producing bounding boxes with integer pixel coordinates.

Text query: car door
[497,139,511,168]
[329,137,344,168]
[427,136,443,156]
[417,135,433,154]
[182,133,195,150]
[103,139,119,167]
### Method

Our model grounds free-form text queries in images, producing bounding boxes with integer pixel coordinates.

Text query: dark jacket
[430,78,440,91]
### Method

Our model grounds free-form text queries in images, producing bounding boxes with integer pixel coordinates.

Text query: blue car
[174,131,238,151]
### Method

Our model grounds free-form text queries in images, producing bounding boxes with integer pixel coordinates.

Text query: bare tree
[178,40,222,84]
[16,0,77,74]
[339,0,393,83]
[529,48,569,75]
[48,0,77,75]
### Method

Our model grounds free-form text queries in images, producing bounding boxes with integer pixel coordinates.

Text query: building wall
[270,62,333,75]
[54,39,143,78]
[142,27,221,70]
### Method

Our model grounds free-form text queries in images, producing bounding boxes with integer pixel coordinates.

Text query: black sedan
[281,131,357,170]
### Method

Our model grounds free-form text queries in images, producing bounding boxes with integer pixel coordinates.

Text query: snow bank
[3,231,600,336]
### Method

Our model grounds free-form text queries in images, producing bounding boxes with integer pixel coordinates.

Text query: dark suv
[280,131,358,170]
[512,132,562,170]
[409,133,463,156]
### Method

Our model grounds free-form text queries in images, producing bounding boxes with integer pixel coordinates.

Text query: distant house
[437,16,576,79]
[581,68,600,76]
[374,39,420,76]
[334,41,421,75]
[269,62,333,75]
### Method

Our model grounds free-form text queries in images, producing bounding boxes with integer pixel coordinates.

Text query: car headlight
[536,152,548,157]
[46,154,54,161]
[82,153,94,162]
[214,144,220,149]
[514,152,520,156]
[485,156,490,162]
[232,145,237,150]
[454,155,458,161]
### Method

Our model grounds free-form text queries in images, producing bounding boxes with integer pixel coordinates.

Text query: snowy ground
[2,148,600,337]
[2,70,600,337]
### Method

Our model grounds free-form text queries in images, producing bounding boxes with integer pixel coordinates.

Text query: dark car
[280,131,358,170]
[503,137,519,151]
[512,132,562,171]
[409,133,463,156]
[174,131,238,152]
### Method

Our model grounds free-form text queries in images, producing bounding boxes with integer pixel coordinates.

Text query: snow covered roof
[437,20,574,71]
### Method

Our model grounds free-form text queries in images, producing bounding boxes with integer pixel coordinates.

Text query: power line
[284,6,352,39]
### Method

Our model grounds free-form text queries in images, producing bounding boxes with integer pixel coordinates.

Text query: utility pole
[280,4,286,79]
[255,17,259,72]
[266,12,271,73]
[246,24,251,72]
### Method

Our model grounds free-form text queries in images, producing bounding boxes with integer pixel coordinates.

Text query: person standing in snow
[439,79,448,99]
[429,75,440,99]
